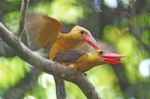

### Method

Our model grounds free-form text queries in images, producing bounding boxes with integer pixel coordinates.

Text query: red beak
[102,52,124,64]
[82,34,100,49]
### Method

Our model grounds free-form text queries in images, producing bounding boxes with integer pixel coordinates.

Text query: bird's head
[95,50,124,64]
[70,26,99,49]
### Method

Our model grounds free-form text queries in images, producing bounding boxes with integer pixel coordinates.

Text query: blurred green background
[0,0,150,99]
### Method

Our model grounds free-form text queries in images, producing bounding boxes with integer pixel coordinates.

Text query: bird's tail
[54,76,66,99]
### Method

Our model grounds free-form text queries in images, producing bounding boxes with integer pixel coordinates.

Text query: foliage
[32,0,89,24]
[0,57,29,90]
[3,11,20,32]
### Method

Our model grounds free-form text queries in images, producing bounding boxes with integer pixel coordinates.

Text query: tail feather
[54,77,66,99]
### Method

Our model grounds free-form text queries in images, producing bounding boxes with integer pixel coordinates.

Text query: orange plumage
[54,50,124,72]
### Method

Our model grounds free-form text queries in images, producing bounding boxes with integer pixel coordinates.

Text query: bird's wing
[25,13,61,50]
[54,50,86,62]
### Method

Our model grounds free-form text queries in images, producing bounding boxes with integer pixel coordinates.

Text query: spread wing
[25,13,61,50]
[54,50,86,62]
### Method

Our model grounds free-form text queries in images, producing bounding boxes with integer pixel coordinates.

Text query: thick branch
[0,41,40,98]
[17,0,29,37]
[0,23,100,99]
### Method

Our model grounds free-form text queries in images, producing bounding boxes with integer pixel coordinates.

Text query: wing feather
[54,50,86,62]
[25,13,61,50]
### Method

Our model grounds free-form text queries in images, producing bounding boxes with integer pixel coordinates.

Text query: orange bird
[53,50,124,98]
[25,13,99,99]
[54,50,124,72]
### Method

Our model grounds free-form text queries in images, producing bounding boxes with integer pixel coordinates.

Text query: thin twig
[17,0,29,37]
[0,22,100,99]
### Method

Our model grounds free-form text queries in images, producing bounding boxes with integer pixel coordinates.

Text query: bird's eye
[99,51,104,55]
[80,30,85,34]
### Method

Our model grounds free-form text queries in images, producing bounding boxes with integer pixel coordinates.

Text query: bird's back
[54,50,86,62]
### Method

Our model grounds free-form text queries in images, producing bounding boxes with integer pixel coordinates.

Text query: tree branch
[17,0,29,37]
[0,41,40,98]
[0,22,100,99]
